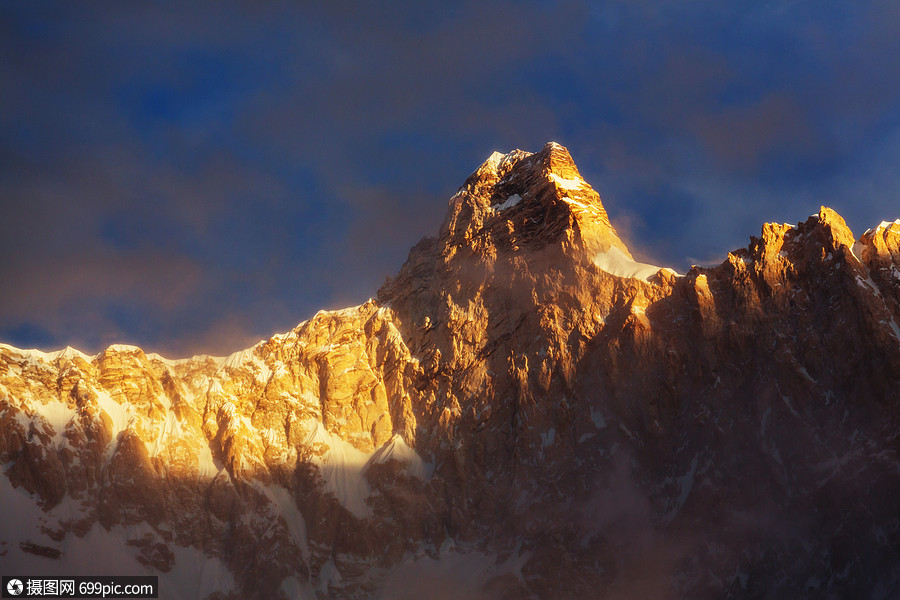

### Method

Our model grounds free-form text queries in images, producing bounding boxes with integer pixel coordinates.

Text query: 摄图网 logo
[6,579,23,596]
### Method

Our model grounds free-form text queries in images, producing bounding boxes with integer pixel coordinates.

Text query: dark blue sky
[3,1,900,357]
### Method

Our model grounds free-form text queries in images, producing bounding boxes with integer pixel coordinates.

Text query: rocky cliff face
[2,142,899,599]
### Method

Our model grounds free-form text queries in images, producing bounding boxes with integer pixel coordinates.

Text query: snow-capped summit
[444,141,633,264]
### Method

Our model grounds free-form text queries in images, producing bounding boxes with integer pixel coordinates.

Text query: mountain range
[2,142,899,599]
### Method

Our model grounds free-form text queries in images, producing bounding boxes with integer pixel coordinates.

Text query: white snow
[484,151,506,171]
[481,149,527,175]
[864,219,900,236]
[251,482,309,559]
[560,196,599,214]
[106,344,141,354]
[304,421,372,518]
[0,343,95,364]
[32,400,77,447]
[208,379,224,395]
[885,318,900,343]
[146,353,181,366]
[366,434,432,480]
[0,467,62,556]
[145,353,225,367]
[165,545,237,599]
[593,246,664,282]
[95,390,130,436]
[318,558,343,594]
[196,442,221,478]
[540,428,556,448]
[854,273,880,295]
[760,407,772,439]
[782,395,801,417]
[94,389,132,454]
[280,577,317,600]
[219,345,263,371]
[548,172,584,190]
[302,423,432,518]
[797,366,817,383]
[490,194,522,211]
[150,410,184,457]
[217,343,275,385]
[0,474,237,598]
[667,455,699,521]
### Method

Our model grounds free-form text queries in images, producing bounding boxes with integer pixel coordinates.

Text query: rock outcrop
[2,142,899,599]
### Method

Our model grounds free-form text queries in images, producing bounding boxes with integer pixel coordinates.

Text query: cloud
[689,93,818,173]
[3,0,900,354]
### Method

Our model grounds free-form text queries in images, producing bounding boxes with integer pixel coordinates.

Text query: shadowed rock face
[2,143,900,599]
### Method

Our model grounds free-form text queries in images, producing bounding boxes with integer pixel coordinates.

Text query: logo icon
[6,579,23,596]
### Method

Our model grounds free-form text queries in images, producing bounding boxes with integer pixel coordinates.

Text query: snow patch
[885,318,900,343]
[280,577,317,600]
[94,390,132,454]
[106,344,141,354]
[32,400,77,447]
[594,246,664,282]
[146,353,224,367]
[0,474,238,598]
[0,344,95,365]
[854,273,880,295]
[481,149,526,175]
[541,428,556,448]
[304,421,372,518]
[667,455,699,521]
[760,407,772,439]
[303,424,433,518]
[849,241,870,269]
[590,407,607,430]
[782,395,801,417]
[196,442,221,478]
[490,194,522,211]
[252,482,310,559]
[218,342,267,372]
[560,196,598,213]
[797,365,817,384]
[549,172,584,190]
[318,558,343,594]
[864,219,900,236]
[95,390,130,436]
[150,410,183,457]
[366,434,432,480]
[165,545,237,599]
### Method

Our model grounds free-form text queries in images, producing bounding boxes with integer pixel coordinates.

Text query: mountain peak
[476,148,532,179]
[474,141,573,179]
[441,142,632,262]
